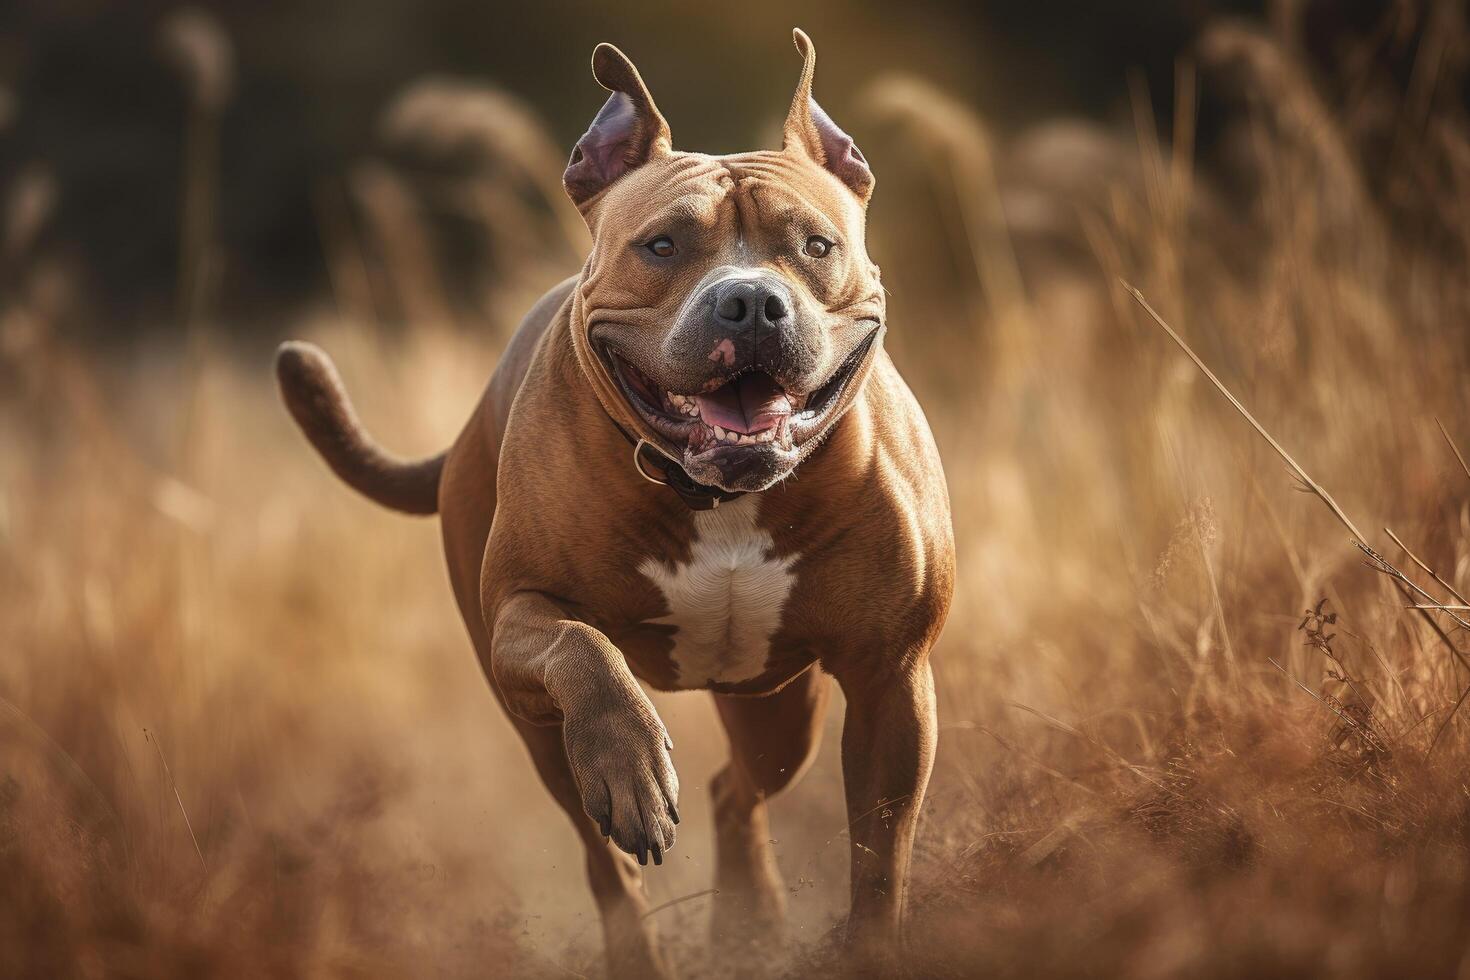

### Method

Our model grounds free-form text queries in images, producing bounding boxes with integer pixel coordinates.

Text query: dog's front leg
[835,658,937,967]
[490,590,680,864]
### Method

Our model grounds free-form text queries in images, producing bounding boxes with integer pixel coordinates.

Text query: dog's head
[564,29,885,494]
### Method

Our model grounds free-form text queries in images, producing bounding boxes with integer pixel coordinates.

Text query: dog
[276,30,953,976]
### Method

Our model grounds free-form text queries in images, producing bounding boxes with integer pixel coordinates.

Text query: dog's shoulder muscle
[440,276,578,648]
[487,276,579,439]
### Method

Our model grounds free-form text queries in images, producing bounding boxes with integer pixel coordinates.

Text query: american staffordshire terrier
[276,30,953,976]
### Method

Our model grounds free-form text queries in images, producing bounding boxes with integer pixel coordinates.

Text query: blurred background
[3,1,1470,977]
[5,0,1445,330]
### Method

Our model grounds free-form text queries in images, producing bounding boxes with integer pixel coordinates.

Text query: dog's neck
[541,299,745,511]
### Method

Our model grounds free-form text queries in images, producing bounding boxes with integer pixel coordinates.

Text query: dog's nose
[712,279,793,331]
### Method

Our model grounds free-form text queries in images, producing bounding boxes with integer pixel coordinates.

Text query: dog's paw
[563,697,679,865]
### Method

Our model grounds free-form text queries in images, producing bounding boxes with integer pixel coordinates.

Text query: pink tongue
[695,373,792,434]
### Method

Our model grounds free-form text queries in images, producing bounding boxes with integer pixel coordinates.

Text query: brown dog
[277,30,953,976]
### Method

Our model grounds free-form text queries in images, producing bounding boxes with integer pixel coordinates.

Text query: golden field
[3,5,1470,977]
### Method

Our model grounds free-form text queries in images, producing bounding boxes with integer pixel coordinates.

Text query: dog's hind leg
[517,720,673,980]
[709,664,830,952]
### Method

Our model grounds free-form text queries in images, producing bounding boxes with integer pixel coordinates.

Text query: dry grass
[5,7,1470,978]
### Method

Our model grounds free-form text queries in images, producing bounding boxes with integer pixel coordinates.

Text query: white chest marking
[639,494,798,687]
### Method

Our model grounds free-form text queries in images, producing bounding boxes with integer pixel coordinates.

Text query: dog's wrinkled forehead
[593,150,867,251]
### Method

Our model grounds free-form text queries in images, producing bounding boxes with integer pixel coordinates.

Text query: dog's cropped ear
[781,28,874,204]
[563,43,672,212]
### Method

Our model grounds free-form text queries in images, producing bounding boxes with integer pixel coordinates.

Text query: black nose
[713,279,792,330]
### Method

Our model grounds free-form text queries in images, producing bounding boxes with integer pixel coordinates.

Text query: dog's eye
[804,235,833,258]
[645,236,677,258]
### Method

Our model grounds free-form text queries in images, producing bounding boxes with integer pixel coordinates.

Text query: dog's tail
[274,341,445,516]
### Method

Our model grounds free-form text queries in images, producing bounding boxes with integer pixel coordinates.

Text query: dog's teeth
[667,392,701,419]
[713,425,726,440]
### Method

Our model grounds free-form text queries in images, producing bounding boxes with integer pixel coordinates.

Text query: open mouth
[602,330,879,459]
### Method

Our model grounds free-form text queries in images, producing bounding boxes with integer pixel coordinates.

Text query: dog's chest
[638,495,797,687]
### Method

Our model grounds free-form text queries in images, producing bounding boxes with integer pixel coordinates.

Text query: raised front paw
[563,697,680,865]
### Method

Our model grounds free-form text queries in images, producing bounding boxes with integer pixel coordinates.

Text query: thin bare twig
[1126,283,1470,742]
[1121,282,1369,545]
[1360,550,1470,641]
[1004,702,1167,790]
[1386,527,1470,607]
[1378,529,1470,676]
[1126,284,1470,630]
[1268,659,1340,713]
[976,726,1099,797]
[145,728,207,874]
[1267,658,1386,754]
[641,888,719,920]
[1381,528,1464,605]
[1428,681,1470,757]
[1436,417,1470,486]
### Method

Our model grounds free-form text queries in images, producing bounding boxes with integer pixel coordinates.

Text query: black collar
[633,440,745,510]
[604,413,745,511]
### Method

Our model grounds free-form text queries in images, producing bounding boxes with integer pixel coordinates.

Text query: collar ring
[631,439,671,487]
